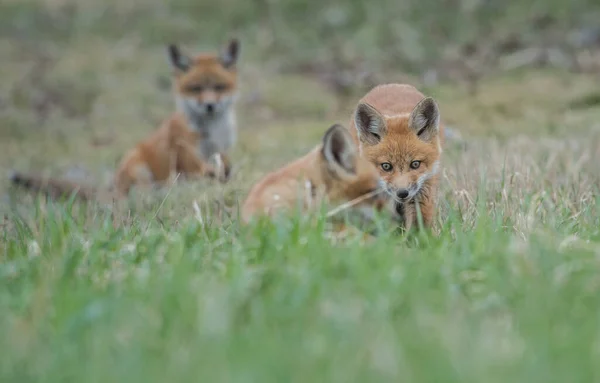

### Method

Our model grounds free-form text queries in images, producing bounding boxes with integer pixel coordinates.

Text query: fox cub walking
[11,39,241,200]
[242,124,388,223]
[349,84,444,231]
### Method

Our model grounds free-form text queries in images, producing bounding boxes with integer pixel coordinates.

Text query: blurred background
[3,0,599,90]
[1,0,600,211]
[3,3,600,380]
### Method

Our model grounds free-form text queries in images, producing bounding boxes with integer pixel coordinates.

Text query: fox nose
[396,189,409,199]
[206,103,215,113]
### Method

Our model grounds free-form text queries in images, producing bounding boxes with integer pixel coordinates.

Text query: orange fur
[9,134,209,203]
[242,124,388,223]
[113,113,224,196]
[11,39,240,201]
[349,84,444,231]
[115,39,240,195]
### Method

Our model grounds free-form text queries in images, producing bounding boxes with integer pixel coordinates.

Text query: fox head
[167,39,240,118]
[318,124,388,212]
[353,97,442,204]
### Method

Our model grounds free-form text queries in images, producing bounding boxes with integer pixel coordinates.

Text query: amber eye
[410,160,421,169]
[381,162,393,172]
[214,84,228,92]
[186,84,204,93]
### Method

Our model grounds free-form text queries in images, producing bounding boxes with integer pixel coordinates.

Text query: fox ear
[220,38,240,69]
[167,44,191,72]
[408,97,440,142]
[322,124,357,176]
[354,102,386,145]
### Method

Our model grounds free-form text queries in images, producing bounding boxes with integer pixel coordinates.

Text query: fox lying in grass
[10,39,241,200]
[241,124,388,224]
[349,84,444,231]
[9,139,213,204]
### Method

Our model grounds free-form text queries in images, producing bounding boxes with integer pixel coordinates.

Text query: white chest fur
[176,95,238,160]
[194,110,237,160]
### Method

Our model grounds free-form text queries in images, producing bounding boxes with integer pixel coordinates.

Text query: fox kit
[241,124,387,223]
[349,84,444,231]
[115,38,240,195]
[9,139,210,203]
[10,39,240,201]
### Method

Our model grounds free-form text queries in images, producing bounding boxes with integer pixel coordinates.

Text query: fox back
[241,124,387,223]
[349,84,444,229]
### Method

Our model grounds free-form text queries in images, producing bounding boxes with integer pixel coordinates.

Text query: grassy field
[2,3,600,381]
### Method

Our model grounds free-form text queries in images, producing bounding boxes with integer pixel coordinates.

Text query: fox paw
[210,153,232,183]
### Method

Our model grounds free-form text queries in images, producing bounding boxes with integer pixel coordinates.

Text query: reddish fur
[115,45,239,195]
[114,113,225,196]
[241,125,387,223]
[9,134,211,203]
[172,54,237,107]
[10,41,237,201]
[349,84,444,231]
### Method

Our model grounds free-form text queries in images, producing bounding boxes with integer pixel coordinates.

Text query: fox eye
[214,84,228,91]
[186,84,204,93]
[381,162,393,172]
[410,160,421,169]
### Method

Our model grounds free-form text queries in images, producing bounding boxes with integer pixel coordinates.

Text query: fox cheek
[378,173,393,186]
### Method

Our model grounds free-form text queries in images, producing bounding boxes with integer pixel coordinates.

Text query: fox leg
[132,164,155,190]
[187,162,220,181]
[401,198,434,232]
[395,201,414,232]
[114,162,155,197]
[417,199,434,229]
[173,139,222,182]
[212,152,232,183]
[173,140,231,183]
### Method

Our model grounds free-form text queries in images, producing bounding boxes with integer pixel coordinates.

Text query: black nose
[206,103,215,113]
[396,189,409,199]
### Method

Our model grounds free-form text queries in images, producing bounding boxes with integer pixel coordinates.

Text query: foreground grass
[2,25,600,381]
[2,66,600,380]
[1,196,600,382]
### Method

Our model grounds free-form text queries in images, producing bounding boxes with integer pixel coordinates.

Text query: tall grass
[2,0,600,380]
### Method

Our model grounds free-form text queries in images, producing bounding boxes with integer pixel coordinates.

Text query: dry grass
[1,37,599,233]
[2,28,600,383]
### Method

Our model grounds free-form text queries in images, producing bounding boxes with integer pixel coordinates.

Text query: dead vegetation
[1,0,599,238]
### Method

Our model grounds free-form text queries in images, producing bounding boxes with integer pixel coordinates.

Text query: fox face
[167,39,240,118]
[319,124,388,211]
[353,97,442,204]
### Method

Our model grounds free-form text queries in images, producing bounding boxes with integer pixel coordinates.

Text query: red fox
[10,39,241,200]
[9,139,214,203]
[349,84,444,231]
[241,124,388,223]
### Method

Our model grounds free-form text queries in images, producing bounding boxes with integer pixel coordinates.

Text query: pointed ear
[408,97,440,142]
[167,44,191,72]
[354,102,386,145]
[220,38,240,69]
[322,124,358,176]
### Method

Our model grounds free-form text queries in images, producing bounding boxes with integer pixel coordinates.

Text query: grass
[2,195,600,381]
[2,11,600,381]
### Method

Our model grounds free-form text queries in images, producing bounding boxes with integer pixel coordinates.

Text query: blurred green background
[2,0,600,135]
[2,2,600,382]
[1,0,600,216]
[3,0,600,72]
[1,0,599,200]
